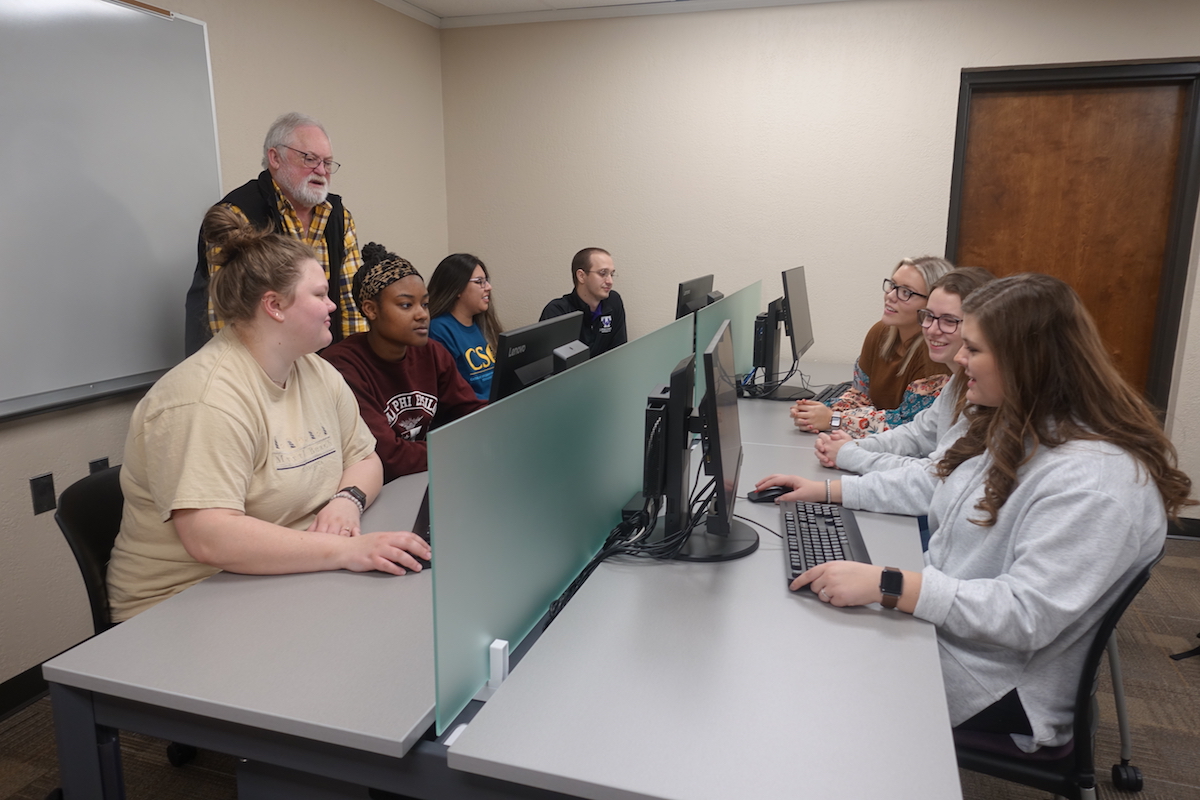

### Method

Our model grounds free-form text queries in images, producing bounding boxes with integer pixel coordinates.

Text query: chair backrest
[1068,547,1165,787]
[54,466,124,635]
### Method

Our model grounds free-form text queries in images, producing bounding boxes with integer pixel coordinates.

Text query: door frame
[945,59,1200,413]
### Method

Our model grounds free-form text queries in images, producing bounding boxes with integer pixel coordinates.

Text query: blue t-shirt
[428,314,494,401]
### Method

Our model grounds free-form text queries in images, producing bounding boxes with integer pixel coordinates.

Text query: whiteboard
[0,0,220,420]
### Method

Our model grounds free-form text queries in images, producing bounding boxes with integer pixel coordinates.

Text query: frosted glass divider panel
[696,281,761,404]
[428,317,693,733]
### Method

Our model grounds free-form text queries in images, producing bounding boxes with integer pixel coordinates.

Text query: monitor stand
[672,517,759,562]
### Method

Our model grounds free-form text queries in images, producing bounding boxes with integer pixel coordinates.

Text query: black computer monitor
[781,265,815,362]
[675,274,716,319]
[489,311,586,402]
[644,320,758,562]
[644,355,694,539]
[750,265,816,399]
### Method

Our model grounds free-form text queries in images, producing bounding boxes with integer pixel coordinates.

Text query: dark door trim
[945,59,1200,413]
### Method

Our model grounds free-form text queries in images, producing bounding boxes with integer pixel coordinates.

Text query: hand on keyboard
[795,560,900,609]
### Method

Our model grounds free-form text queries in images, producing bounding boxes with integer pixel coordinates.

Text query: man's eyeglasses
[468,277,491,287]
[917,309,962,333]
[882,278,927,302]
[590,269,617,280]
[280,145,341,174]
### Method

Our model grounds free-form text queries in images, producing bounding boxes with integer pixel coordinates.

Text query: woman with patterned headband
[107,207,430,621]
[322,242,486,482]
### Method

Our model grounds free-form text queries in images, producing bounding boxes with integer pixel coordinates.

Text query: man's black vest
[184,170,345,356]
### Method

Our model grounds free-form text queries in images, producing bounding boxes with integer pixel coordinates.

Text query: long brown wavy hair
[935,273,1194,525]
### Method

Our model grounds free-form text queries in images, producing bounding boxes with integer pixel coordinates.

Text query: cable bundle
[739,360,805,399]
[545,435,716,627]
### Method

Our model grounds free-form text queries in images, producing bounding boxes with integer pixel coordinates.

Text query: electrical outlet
[31,473,56,515]
[89,457,110,474]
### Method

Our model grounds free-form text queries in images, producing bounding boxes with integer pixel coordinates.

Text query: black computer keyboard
[812,381,852,403]
[780,501,871,582]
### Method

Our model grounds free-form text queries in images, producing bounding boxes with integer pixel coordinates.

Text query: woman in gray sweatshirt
[756,273,1193,752]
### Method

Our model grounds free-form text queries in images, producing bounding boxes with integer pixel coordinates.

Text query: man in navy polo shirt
[539,247,628,357]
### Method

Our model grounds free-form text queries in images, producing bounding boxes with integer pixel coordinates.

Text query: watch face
[341,486,366,504]
[880,567,903,596]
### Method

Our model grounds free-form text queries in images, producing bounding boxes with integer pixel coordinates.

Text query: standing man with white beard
[184,112,367,355]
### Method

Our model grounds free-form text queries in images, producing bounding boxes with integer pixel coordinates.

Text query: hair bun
[362,241,393,269]
[202,204,269,267]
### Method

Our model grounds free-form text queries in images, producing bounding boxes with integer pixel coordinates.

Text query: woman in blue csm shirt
[427,253,505,401]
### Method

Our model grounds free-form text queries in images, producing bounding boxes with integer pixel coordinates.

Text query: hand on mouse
[754,474,839,504]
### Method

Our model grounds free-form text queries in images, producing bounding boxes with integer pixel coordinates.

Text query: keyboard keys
[780,501,871,582]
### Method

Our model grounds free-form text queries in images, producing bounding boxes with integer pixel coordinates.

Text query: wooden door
[946,61,1200,412]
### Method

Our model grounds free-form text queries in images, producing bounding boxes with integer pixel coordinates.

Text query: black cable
[734,513,782,539]
[742,359,809,399]
[545,454,718,625]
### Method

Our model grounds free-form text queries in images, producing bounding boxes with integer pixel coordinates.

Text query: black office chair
[1170,634,1200,660]
[54,466,125,635]
[954,549,1163,800]
[52,466,197,770]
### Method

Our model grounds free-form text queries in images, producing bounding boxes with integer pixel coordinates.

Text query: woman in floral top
[792,256,953,438]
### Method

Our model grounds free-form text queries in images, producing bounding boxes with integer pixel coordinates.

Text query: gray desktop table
[738,361,851,446]
[42,473,442,799]
[447,398,963,800]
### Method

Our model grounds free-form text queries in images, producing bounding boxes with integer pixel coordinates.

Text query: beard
[277,169,329,208]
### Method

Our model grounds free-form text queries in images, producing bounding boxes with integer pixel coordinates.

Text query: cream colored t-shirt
[107,327,375,620]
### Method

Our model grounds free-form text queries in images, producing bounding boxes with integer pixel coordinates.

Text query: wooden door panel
[955,83,1186,391]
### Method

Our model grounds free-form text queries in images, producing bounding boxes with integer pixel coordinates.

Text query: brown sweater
[856,321,951,409]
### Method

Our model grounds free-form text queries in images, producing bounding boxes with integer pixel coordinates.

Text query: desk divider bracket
[473,639,509,702]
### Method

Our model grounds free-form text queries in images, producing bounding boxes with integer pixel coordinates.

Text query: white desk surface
[42,472,434,760]
[448,399,962,800]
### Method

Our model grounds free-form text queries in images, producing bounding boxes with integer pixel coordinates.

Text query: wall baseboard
[1170,517,1200,539]
[0,663,48,722]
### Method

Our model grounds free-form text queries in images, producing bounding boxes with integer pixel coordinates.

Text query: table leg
[49,683,126,800]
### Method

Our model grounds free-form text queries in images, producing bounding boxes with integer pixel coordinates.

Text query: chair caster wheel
[167,742,198,767]
[1112,762,1143,791]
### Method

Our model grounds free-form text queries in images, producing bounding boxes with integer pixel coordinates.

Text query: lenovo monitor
[489,311,586,402]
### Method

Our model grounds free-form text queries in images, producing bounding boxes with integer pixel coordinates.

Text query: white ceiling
[374,0,850,29]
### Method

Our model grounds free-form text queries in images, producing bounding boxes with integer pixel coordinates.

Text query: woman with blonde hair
[792,255,954,437]
[759,273,1192,751]
[107,205,429,621]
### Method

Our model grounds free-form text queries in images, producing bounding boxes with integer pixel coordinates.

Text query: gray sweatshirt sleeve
[914,488,1146,650]
[839,460,940,516]
[835,385,952,475]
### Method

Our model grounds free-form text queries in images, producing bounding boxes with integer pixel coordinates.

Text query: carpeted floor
[2,538,1198,800]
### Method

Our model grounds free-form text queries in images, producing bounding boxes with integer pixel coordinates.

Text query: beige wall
[440,0,1200,504]
[0,0,447,684]
[6,0,1200,687]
